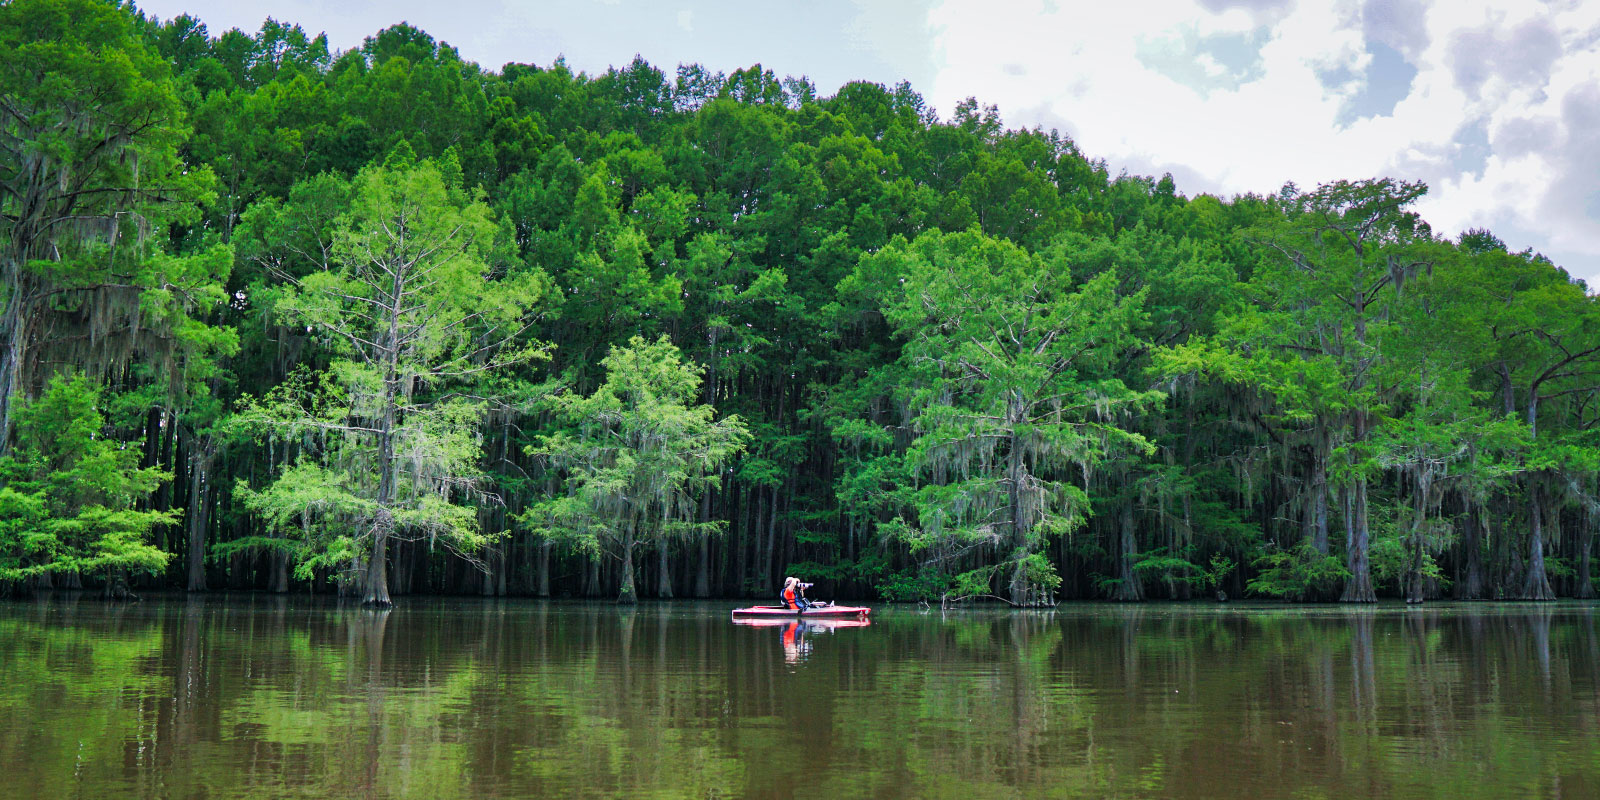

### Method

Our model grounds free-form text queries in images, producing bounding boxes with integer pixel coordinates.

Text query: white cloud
[926,0,1600,280]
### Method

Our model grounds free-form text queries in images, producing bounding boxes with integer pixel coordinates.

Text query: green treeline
[3,0,1597,605]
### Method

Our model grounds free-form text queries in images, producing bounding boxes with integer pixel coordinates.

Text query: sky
[136,0,1600,282]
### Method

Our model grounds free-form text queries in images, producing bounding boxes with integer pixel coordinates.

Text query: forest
[3,0,1598,607]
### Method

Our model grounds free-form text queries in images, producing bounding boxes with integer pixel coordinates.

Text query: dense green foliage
[529,335,750,603]
[0,374,173,595]
[2,0,1598,604]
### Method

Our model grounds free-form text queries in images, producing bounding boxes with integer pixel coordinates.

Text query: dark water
[1,598,1597,799]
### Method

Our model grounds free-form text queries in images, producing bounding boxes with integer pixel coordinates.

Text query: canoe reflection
[732,616,872,664]
[729,616,872,629]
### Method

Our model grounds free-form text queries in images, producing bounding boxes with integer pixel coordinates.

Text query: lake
[0,597,1595,799]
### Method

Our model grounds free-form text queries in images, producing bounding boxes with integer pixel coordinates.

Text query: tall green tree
[1369,246,1523,603]
[0,0,216,446]
[232,160,547,606]
[1476,245,1600,599]
[858,231,1157,604]
[1162,179,1429,601]
[528,335,749,603]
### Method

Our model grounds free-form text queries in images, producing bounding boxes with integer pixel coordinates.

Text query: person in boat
[782,576,809,611]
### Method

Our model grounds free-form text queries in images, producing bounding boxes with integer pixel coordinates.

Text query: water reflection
[732,616,872,665]
[0,598,1596,799]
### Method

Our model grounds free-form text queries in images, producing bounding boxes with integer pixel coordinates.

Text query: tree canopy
[1,0,1597,605]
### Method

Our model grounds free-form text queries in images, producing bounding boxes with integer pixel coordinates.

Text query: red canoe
[730,604,871,619]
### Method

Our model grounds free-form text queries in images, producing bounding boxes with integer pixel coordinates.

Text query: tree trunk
[363,509,394,607]
[104,568,136,601]
[0,262,24,453]
[185,448,211,592]
[764,485,778,588]
[734,486,750,594]
[1522,479,1556,600]
[1112,501,1143,602]
[1458,501,1487,600]
[362,239,407,609]
[697,342,718,599]
[618,541,638,604]
[141,407,164,473]
[394,541,411,596]
[1005,409,1033,605]
[657,541,673,598]
[694,533,711,598]
[536,540,551,597]
[515,532,533,594]
[1577,514,1595,600]
[497,540,508,596]
[1344,269,1376,603]
[271,549,290,594]
[1342,478,1376,602]
[157,409,177,511]
[1405,475,1429,605]
[1309,445,1330,555]
[482,541,498,597]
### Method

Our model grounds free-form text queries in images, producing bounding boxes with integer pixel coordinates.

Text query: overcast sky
[136,0,1600,282]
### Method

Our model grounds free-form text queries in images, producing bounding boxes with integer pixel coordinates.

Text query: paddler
[781,576,810,612]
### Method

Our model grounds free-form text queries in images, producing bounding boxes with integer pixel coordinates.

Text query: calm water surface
[0,597,1596,799]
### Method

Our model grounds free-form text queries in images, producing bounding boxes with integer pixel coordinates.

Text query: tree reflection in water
[0,598,1596,799]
